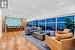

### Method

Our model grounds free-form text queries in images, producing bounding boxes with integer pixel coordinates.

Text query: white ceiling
[2,0,75,21]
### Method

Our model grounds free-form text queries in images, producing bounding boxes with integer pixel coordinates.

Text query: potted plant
[65,17,74,33]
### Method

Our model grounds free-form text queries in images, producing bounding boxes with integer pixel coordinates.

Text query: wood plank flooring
[0,31,39,50]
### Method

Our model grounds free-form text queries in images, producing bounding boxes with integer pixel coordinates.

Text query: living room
[0,0,75,50]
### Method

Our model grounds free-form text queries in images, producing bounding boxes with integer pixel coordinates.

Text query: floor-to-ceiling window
[28,15,74,35]
[28,21,33,27]
[38,19,45,31]
[57,16,74,33]
[46,18,56,31]
[33,20,38,27]
[57,16,66,31]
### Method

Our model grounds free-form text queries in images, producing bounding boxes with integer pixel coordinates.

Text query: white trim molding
[0,9,2,38]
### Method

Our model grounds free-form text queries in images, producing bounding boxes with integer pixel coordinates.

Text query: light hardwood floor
[0,31,39,50]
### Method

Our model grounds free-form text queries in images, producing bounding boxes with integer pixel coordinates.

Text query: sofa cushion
[63,29,70,33]
[55,32,73,41]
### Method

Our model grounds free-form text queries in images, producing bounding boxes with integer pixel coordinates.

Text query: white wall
[0,9,2,38]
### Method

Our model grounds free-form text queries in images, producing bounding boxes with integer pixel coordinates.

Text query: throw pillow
[63,29,70,33]
[55,32,73,41]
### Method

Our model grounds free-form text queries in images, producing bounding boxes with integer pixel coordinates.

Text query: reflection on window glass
[28,15,74,33]
[57,17,66,22]
[5,17,22,26]
[38,20,45,31]
[46,23,56,31]
[39,19,45,23]
[57,16,74,31]
[29,22,33,27]
[33,20,38,27]
[39,23,45,30]
[67,16,74,22]
[57,23,66,30]
[57,16,74,22]
[46,18,56,23]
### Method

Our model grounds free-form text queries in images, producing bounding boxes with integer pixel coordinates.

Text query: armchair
[45,29,75,50]
[45,35,75,50]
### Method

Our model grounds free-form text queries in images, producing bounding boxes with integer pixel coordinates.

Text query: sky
[2,0,75,21]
